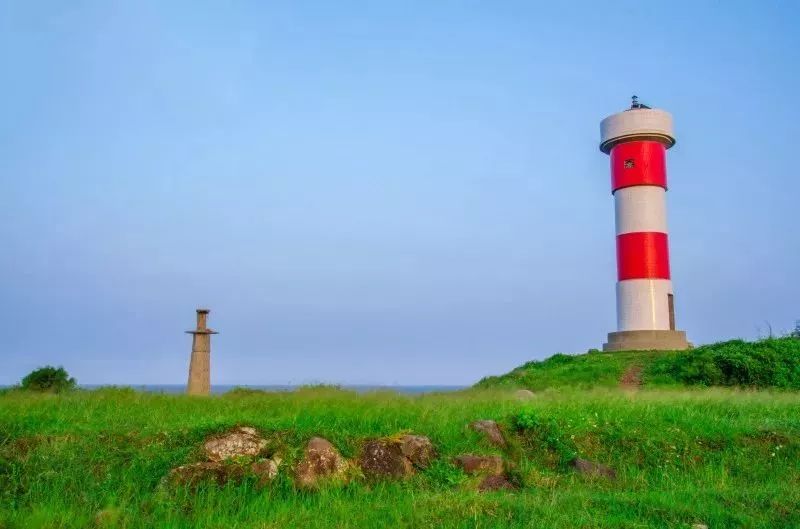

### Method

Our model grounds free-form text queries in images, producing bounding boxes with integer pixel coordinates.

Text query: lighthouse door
[668,294,676,330]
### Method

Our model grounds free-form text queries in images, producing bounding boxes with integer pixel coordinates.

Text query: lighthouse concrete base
[603,330,691,352]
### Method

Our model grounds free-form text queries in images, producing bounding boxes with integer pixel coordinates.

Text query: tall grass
[1,386,799,528]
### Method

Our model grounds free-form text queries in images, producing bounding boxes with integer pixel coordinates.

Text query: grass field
[1,380,799,528]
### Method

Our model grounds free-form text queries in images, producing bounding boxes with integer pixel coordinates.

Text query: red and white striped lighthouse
[600,97,690,351]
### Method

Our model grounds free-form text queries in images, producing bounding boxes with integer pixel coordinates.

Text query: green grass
[476,337,800,390]
[1,384,799,528]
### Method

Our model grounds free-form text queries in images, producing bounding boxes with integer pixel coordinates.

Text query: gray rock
[514,389,535,400]
[470,420,506,447]
[203,426,267,462]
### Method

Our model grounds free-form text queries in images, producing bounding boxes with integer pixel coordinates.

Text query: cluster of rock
[454,419,517,491]
[168,427,438,490]
[293,434,437,487]
[168,426,280,488]
[168,414,616,493]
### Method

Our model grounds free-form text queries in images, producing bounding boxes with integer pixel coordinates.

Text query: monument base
[603,330,690,352]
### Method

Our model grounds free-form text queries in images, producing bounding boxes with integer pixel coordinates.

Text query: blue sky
[1,1,798,385]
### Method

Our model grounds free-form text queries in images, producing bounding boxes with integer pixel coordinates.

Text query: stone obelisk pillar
[186,309,218,395]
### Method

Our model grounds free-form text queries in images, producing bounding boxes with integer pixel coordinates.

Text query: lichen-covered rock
[360,439,413,479]
[236,426,259,436]
[295,437,348,488]
[453,454,504,475]
[571,458,617,479]
[168,426,279,489]
[251,457,281,487]
[514,389,535,400]
[168,458,281,489]
[470,420,506,447]
[399,435,435,469]
[168,462,228,486]
[203,426,267,462]
[478,474,517,492]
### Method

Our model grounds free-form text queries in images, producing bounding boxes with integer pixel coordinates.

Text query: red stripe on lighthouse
[616,232,671,280]
[610,141,667,192]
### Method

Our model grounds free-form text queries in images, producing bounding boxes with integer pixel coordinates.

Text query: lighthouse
[600,97,690,352]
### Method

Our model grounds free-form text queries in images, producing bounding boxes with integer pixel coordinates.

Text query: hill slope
[475,337,800,390]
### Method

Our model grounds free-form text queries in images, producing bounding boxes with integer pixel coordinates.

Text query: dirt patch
[619,365,643,389]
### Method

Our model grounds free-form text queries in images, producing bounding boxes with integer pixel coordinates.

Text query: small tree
[21,366,76,393]
[792,320,800,339]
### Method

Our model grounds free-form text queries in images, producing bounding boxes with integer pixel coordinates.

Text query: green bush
[20,366,76,393]
[647,338,800,388]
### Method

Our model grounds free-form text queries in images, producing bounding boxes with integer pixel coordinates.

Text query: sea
[77,384,466,395]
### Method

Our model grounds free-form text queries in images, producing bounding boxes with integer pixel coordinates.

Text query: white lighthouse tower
[600,97,690,352]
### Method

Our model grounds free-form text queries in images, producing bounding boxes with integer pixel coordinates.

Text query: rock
[570,458,616,479]
[453,455,504,475]
[237,426,259,436]
[514,389,535,400]
[169,458,281,488]
[470,420,506,447]
[169,426,279,489]
[691,525,709,529]
[478,474,517,492]
[358,435,436,479]
[251,457,281,487]
[168,462,228,486]
[360,439,413,479]
[295,437,348,488]
[399,435,435,468]
[203,426,267,462]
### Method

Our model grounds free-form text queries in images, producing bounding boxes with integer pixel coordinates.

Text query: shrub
[646,338,800,388]
[20,366,76,393]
